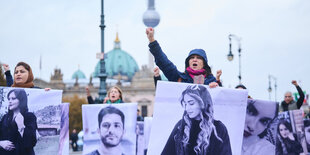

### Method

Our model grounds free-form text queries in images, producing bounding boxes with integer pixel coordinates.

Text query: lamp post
[95,0,107,103]
[227,34,242,84]
[268,75,277,102]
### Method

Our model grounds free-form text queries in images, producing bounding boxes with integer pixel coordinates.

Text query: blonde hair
[107,86,123,100]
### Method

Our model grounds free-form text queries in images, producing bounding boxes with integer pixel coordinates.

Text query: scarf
[12,82,34,88]
[11,64,35,88]
[106,99,122,104]
[186,67,206,84]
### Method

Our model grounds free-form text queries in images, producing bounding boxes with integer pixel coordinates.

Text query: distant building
[34,33,156,117]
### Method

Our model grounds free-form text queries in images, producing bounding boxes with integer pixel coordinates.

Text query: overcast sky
[0,0,309,102]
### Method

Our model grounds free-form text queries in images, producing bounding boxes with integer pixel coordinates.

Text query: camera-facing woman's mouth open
[193,63,197,66]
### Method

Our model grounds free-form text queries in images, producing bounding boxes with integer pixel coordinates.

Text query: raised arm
[146,28,182,81]
[292,80,305,109]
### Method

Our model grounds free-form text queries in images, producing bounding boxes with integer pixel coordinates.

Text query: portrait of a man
[87,106,126,155]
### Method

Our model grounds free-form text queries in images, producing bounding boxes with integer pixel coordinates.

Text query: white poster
[0,87,63,155]
[58,103,69,155]
[82,103,137,155]
[143,117,152,155]
[242,99,278,155]
[147,81,248,155]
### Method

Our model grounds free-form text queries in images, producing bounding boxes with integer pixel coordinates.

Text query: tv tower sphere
[143,0,160,28]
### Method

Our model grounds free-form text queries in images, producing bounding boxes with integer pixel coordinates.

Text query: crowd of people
[0,27,308,155]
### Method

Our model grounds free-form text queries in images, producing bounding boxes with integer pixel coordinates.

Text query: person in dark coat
[70,129,78,152]
[0,89,37,155]
[146,27,218,87]
[162,85,232,155]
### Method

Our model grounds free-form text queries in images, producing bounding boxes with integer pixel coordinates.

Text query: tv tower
[143,0,160,69]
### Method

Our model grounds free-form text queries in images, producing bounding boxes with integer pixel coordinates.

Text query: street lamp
[268,74,277,102]
[95,0,108,103]
[227,34,242,84]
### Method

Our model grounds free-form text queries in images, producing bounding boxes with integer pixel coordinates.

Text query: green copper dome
[72,69,86,79]
[93,33,139,81]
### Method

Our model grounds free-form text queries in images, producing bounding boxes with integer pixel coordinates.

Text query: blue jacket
[148,41,216,84]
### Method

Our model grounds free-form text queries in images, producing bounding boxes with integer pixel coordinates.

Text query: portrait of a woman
[276,119,303,155]
[161,85,232,155]
[0,89,38,155]
[242,99,278,155]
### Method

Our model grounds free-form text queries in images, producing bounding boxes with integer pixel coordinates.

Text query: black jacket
[0,112,38,155]
[162,119,232,155]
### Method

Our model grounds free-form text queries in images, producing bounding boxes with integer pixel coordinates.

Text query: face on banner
[82,103,137,155]
[0,87,63,155]
[147,81,248,155]
[99,113,124,147]
[242,99,278,155]
[244,99,278,137]
[275,110,307,155]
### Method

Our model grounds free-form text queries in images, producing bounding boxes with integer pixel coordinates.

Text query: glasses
[285,96,292,98]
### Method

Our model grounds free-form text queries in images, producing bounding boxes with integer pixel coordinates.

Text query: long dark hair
[175,85,222,154]
[7,89,29,115]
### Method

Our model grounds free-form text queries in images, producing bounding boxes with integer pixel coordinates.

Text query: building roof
[93,33,139,81]
[72,69,86,79]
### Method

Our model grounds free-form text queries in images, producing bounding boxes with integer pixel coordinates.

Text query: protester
[276,119,303,155]
[86,106,125,155]
[70,129,78,152]
[2,62,50,90]
[137,109,144,121]
[0,89,37,155]
[280,80,305,112]
[235,84,252,99]
[146,27,218,87]
[242,99,278,155]
[87,86,124,104]
[162,85,231,155]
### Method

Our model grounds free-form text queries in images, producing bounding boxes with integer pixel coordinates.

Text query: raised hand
[216,69,222,81]
[146,27,155,43]
[2,64,10,72]
[154,67,160,77]
[291,80,298,86]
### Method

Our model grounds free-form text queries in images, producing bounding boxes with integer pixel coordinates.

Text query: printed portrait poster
[0,87,63,155]
[136,121,144,155]
[82,103,137,155]
[241,99,279,155]
[143,117,152,155]
[274,110,308,154]
[58,103,70,155]
[304,118,310,153]
[147,81,248,155]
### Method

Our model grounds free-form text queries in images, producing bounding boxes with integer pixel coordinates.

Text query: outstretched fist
[291,80,298,86]
[146,27,155,43]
